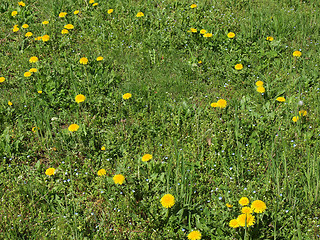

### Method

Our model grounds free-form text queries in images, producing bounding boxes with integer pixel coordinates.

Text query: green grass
[1,0,320,239]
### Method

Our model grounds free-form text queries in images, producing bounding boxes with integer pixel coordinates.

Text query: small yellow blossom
[22,24,29,29]
[96,56,104,61]
[190,4,197,8]
[292,116,299,122]
[234,64,243,70]
[255,81,264,87]
[251,200,267,213]
[42,21,49,25]
[101,146,106,151]
[34,36,42,41]
[241,207,253,214]
[187,28,197,33]
[61,29,69,34]
[45,168,55,176]
[29,56,38,63]
[75,94,86,103]
[89,0,94,3]
[229,219,239,228]
[142,154,152,162]
[18,1,26,7]
[276,97,285,102]
[160,194,175,208]
[29,68,37,73]
[59,12,67,18]
[24,72,32,77]
[227,32,235,38]
[237,214,255,227]
[136,12,144,17]
[0,77,5,83]
[113,174,125,185]
[25,32,33,37]
[257,86,265,93]
[108,9,114,14]
[64,24,74,29]
[122,93,132,100]
[199,29,206,34]
[226,203,233,208]
[13,25,19,32]
[187,230,201,240]
[211,102,218,108]
[42,35,50,42]
[293,51,302,57]
[8,101,13,106]
[11,11,18,17]
[92,3,98,6]
[203,33,213,37]
[74,10,79,15]
[217,99,227,108]
[79,57,88,65]
[68,124,79,132]
[239,197,249,206]
[97,169,106,176]
[38,90,42,94]
[299,110,307,116]
[266,36,274,41]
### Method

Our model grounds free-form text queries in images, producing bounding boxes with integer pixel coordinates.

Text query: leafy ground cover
[1,0,320,239]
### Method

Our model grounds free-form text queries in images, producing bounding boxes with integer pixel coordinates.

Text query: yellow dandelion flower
[234,63,243,70]
[29,68,37,73]
[22,24,29,29]
[29,56,38,63]
[203,33,213,37]
[61,29,69,34]
[190,4,197,8]
[79,57,88,65]
[42,20,49,25]
[251,200,267,213]
[0,77,5,83]
[299,110,307,116]
[97,169,106,176]
[108,9,114,14]
[226,203,233,208]
[227,32,235,38]
[199,29,206,34]
[59,12,67,18]
[8,101,13,106]
[266,36,274,41]
[13,26,19,32]
[45,168,55,176]
[25,32,33,37]
[38,90,42,94]
[241,207,253,214]
[18,1,25,7]
[239,197,249,206]
[136,12,144,17]
[42,35,50,42]
[75,94,86,103]
[217,99,227,109]
[187,230,201,240]
[160,194,175,208]
[229,219,239,228]
[187,28,197,33]
[32,126,39,132]
[293,51,302,57]
[24,72,32,77]
[211,102,218,108]
[255,81,264,87]
[123,93,132,100]
[96,56,104,61]
[101,146,106,151]
[74,10,79,15]
[276,97,285,102]
[237,213,255,227]
[89,0,94,3]
[11,11,18,17]
[257,86,265,93]
[142,154,152,162]
[292,116,299,122]
[68,124,79,132]
[113,174,125,185]
[34,36,42,41]
[92,3,98,6]
[64,24,74,29]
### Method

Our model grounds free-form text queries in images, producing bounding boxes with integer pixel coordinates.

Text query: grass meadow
[1,0,320,239]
